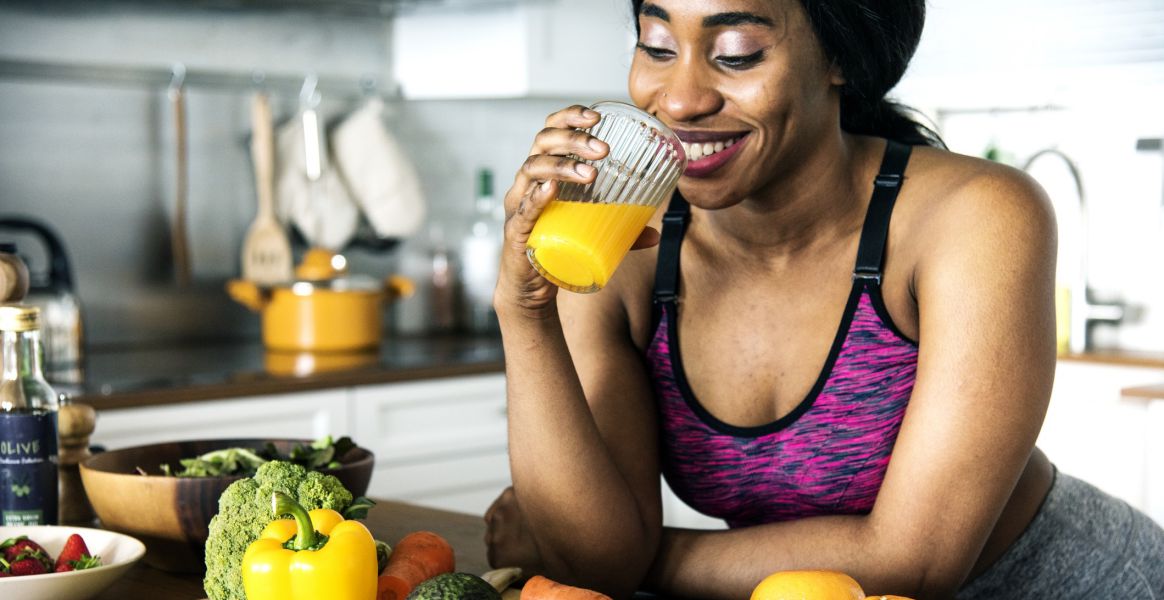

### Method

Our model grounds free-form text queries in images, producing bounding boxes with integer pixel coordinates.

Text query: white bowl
[0,525,145,600]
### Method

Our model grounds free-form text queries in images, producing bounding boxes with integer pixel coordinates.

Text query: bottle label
[0,412,59,526]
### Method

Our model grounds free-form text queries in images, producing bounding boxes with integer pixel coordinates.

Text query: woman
[485,1,1164,598]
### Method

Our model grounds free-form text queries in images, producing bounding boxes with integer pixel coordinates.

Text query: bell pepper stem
[272,491,318,550]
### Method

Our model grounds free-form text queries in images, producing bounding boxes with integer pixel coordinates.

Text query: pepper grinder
[0,243,29,302]
[58,400,97,525]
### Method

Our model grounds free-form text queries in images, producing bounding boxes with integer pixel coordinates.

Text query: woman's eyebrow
[639,4,773,28]
[641,3,669,21]
[702,12,774,28]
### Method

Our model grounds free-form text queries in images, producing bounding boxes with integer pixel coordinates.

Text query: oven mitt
[274,114,361,251]
[331,98,426,240]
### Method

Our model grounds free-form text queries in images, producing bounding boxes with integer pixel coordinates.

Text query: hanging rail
[0,57,390,99]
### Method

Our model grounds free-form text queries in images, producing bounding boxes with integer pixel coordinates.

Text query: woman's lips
[680,133,748,178]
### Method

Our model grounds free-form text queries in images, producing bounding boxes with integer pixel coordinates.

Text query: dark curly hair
[630,0,943,147]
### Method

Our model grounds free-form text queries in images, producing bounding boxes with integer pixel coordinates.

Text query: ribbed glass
[558,101,686,208]
[525,101,687,294]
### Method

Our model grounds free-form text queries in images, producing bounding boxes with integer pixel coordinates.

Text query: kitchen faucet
[1021,148,1125,354]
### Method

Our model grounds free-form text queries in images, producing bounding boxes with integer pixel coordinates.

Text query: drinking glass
[526,101,686,293]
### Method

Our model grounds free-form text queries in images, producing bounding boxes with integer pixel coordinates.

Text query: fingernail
[588,138,606,153]
[575,163,596,178]
[582,109,600,119]
[540,180,553,192]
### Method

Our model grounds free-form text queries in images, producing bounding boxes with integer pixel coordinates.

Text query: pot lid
[285,248,380,293]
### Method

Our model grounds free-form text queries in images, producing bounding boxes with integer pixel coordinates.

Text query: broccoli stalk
[202,460,357,600]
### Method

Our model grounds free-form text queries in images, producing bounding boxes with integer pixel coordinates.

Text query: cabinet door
[392,0,634,99]
[1038,361,1164,511]
[352,373,510,516]
[90,389,352,450]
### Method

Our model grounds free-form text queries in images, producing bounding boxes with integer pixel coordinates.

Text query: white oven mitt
[274,114,361,251]
[331,98,426,239]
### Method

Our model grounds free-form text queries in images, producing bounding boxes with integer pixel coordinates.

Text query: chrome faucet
[1021,148,1125,354]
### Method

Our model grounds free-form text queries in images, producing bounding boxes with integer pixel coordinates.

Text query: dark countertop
[65,334,505,411]
[55,336,1164,413]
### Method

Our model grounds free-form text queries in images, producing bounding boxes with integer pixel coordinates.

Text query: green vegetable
[406,573,502,600]
[375,539,392,574]
[202,460,365,600]
[157,435,358,478]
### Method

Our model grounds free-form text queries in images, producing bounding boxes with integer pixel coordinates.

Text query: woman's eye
[636,42,676,60]
[716,49,765,70]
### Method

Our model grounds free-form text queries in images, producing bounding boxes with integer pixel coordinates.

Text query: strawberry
[53,533,102,572]
[1,536,50,564]
[8,552,49,576]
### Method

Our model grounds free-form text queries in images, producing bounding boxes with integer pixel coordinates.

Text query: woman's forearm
[647,515,961,600]
[500,309,658,593]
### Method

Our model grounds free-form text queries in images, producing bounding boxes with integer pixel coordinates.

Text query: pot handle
[226,279,268,312]
[383,275,415,302]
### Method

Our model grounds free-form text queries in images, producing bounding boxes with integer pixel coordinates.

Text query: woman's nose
[657,64,722,123]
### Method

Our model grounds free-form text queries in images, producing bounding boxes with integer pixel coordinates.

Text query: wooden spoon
[241,92,293,285]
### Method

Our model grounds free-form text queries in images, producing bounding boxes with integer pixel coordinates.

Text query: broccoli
[202,460,355,600]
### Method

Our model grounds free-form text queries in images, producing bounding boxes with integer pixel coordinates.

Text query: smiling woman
[483,1,1164,599]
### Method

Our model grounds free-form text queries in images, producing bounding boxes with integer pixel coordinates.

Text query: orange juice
[527,199,658,292]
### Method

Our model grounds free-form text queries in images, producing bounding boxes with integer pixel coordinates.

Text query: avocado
[406,572,503,600]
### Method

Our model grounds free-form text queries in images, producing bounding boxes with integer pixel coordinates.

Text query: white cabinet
[391,0,635,99]
[352,374,511,516]
[90,388,352,450]
[1038,360,1164,516]
[89,373,512,516]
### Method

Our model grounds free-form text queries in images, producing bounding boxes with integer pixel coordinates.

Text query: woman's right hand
[494,105,608,319]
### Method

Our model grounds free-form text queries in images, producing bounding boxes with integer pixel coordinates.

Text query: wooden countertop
[65,335,505,411]
[1120,383,1164,401]
[1058,349,1164,369]
[92,500,492,600]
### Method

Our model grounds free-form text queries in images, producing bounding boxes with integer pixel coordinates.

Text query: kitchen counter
[58,338,1164,413]
[1059,348,1164,370]
[66,335,505,411]
[93,499,491,600]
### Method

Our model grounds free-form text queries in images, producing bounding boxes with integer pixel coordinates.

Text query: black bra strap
[653,191,690,304]
[853,140,913,284]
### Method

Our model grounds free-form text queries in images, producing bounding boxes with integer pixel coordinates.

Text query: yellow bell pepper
[241,491,378,600]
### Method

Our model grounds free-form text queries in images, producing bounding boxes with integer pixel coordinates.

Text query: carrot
[376,531,456,600]
[520,575,612,600]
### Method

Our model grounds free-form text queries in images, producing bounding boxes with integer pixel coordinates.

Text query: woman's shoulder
[899,144,1057,246]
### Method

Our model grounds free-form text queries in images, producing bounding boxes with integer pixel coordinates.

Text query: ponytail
[840,97,945,149]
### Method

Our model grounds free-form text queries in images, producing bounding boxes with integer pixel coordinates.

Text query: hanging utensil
[293,75,359,251]
[240,89,293,285]
[167,63,191,286]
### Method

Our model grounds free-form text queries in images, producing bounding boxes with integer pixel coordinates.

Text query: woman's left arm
[647,165,1059,599]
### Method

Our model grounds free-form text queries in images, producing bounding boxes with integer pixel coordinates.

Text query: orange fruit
[750,570,865,600]
[866,596,915,600]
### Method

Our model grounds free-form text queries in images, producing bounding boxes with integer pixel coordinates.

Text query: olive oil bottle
[0,304,59,525]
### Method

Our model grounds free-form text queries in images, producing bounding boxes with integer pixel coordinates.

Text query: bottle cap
[0,303,40,332]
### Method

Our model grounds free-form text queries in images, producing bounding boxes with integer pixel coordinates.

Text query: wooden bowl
[78,438,373,573]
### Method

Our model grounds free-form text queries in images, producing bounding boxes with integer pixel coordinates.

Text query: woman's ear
[828,61,846,86]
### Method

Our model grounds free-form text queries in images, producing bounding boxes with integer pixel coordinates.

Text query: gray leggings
[958,469,1164,599]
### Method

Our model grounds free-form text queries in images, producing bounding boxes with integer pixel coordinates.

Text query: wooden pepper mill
[58,401,97,525]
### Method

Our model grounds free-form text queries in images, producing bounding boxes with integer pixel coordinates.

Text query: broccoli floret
[297,470,353,511]
[202,460,354,600]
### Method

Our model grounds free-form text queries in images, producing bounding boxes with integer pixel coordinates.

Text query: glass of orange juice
[526,101,686,293]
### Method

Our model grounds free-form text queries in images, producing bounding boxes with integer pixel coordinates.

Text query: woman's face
[629,0,843,208]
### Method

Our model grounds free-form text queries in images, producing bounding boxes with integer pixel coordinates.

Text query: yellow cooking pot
[227,249,413,352]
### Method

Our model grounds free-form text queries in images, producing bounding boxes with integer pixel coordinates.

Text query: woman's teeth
[682,137,737,161]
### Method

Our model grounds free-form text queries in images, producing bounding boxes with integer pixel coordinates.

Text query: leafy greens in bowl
[145,435,358,478]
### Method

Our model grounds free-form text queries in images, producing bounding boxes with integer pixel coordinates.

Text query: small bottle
[460,168,502,334]
[0,304,60,526]
[427,224,460,334]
